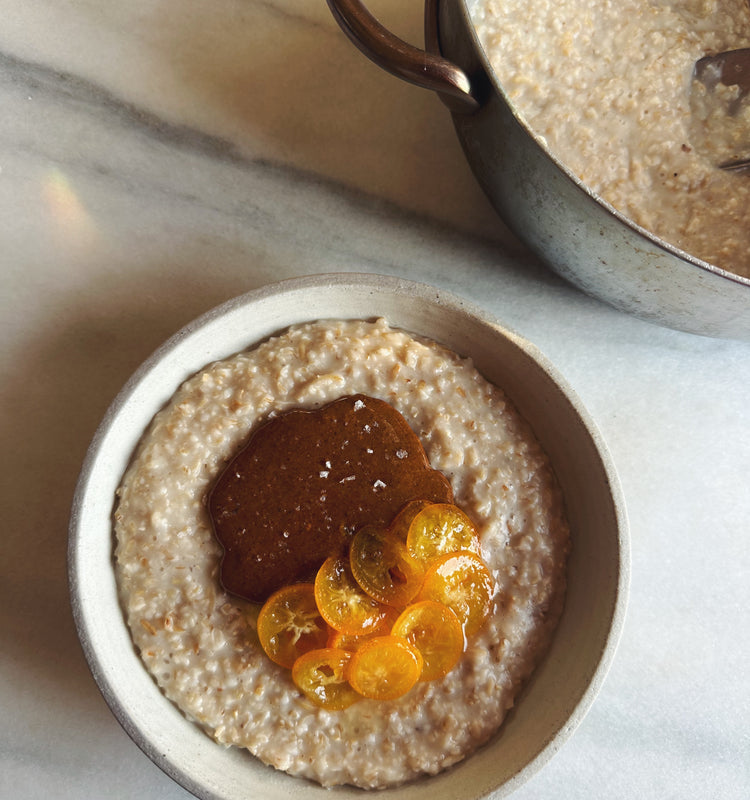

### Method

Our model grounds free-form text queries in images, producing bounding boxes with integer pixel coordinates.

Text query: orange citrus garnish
[391,600,465,681]
[350,525,424,607]
[256,583,330,669]
[417,551,493,637]
[388,499,433,542]
[254,502,493,708]
[347,635,423,701]
[314,556,391,635]
[406,503,481,564]
[327,628,379,651]
[291,648,361,710]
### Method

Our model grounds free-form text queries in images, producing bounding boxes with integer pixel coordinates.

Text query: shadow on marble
[0,263,281,713]
[145,0,510,243]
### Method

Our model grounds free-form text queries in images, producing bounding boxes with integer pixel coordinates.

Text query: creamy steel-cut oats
[470,0,750,278]
[114,318,569,789]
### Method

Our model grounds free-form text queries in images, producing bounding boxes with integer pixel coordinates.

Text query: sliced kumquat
[255,501,490,704]
[327,628,378,652]
[350,525,424,607]
[291,648,361,710]
[256,583,330,669]
[406,503,482,564]
[417,551,493,637]
[388,499,433,542]
[347,635,423,701]
[314,556,391,635]
[391,600,465,681]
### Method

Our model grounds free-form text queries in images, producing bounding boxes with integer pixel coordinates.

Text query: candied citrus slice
[350,525,424,607]
[388,499,433,542]
[327,628,378,651]
[347,635,423,701]
[406,503,481,564]
[315,556,390,635]
[418,551,494,637]
[256,583,330,669]
[291,648,361,710]
[391,600,465,681]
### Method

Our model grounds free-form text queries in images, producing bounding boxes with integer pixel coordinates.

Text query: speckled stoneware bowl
[69,273,629,800]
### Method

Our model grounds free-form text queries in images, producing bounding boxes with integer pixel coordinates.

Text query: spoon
[692,48,750,172]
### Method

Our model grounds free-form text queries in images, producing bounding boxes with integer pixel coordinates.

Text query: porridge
[470,0,750,278]
[114,318,569,789]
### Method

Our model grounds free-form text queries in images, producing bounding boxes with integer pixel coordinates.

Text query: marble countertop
[1,1,748,797]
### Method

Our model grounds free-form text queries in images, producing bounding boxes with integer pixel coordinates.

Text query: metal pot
[327,0,750,340]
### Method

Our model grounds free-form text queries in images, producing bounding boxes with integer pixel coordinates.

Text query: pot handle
[326,0,480,114]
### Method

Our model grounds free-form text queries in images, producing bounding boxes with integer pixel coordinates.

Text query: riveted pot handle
[326,0,480,114]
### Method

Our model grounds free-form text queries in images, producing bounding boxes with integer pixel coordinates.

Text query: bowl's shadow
[0,264,270,712]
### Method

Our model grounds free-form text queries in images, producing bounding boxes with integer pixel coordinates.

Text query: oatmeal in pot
[114,318,569,789]
[470,0,750,278]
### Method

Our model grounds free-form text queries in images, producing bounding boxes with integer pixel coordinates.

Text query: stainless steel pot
[327,0,750,340]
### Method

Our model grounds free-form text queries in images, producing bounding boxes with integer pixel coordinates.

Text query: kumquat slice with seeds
[315,556,391,635]
[256,583,330,669]
[292,648,361,710]
[391,600,465,681]
[350,525,424,608]
[347,635,423,701]
[406,503,482,564]
[418,551,494,637]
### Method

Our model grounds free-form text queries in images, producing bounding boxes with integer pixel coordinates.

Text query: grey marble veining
[1,1,748,799]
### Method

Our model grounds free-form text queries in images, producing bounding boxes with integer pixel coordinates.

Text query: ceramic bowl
[69,273,629,799]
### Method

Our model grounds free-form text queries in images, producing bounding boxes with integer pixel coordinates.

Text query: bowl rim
[68,272,630,800]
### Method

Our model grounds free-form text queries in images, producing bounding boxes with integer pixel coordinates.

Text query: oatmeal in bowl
[69,274,629,799]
